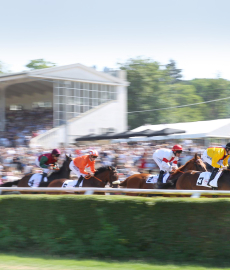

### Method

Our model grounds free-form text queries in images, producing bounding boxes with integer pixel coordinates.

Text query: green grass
[0,254,228,270]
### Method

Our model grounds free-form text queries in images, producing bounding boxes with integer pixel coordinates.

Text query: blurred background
[1,0,230,182]
[1,1,230,268]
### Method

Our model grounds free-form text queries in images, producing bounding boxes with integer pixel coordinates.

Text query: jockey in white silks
[152,145,183,187]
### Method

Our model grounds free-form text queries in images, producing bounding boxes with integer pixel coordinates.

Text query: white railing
[1,187,230,197]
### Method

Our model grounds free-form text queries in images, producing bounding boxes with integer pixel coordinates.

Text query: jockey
[152,144,183,186]
[202,143,230,186]
[69,149,98,187]
[36,149,61,183]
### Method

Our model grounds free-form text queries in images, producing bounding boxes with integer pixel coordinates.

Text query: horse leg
[17,175,32,194]
[46,180,65,195]
[126,176,145,196]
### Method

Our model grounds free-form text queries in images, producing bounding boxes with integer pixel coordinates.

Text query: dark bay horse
[47,166,118,194]
[176,168,230,191]
[0,155,72,190]
[118,154,207,195]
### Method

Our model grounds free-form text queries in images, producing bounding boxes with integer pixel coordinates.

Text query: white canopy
[131,118,230,140]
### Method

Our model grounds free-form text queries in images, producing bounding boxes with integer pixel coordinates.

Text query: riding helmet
[52,149,61,156]
[172,144,183,153]
[89,149,99,157]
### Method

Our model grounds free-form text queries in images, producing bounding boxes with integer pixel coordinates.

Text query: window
[9,105,22,110]
[53,80,118,127]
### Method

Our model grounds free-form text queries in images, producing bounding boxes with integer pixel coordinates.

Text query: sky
[0,0,230,80]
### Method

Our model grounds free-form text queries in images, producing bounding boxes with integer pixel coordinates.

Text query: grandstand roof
[131,118,230,140]
[0,63,128,98]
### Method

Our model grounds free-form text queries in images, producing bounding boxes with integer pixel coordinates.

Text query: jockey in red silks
[35,149,61,183]
[69,149,99,187]
[152,145,183,186]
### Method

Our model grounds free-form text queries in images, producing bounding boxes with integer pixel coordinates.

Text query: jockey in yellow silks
[202,143,230,186]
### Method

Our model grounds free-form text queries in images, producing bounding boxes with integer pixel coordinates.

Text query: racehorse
[176,168,230,191]
[47,166,118,194]
[117,154,207,195]
[0,155,72,191]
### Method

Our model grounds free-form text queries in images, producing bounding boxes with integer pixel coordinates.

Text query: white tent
[130,118,230,141]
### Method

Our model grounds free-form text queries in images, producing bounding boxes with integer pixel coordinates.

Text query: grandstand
[0,64,129,148]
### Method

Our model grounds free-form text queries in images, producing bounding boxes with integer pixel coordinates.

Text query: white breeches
[202,150,223,167]
[35,157,50,174]
[69,161,87,178]
[152,153,171,172]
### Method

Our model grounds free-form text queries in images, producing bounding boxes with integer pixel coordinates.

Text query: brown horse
[176,168,230,191]
[118,154,207,195]
[0,155,72,192]
[47,166,118,194]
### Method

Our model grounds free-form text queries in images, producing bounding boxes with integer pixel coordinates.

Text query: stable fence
[0,187,230,197]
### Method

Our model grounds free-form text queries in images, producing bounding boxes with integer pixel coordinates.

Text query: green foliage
[120,58,230,129]
[26,59,56,70]
[190,78,230,120]
[1,195,230,264]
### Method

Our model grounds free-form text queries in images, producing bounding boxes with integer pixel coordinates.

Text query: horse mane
[170,153,202,176]
[94,166,115,176]
[51,155,72,175]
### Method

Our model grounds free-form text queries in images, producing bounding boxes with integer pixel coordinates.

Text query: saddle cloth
[146,173,170,184]
[196,171,222,188]
[28,174,48,188]
[62,179,83,188]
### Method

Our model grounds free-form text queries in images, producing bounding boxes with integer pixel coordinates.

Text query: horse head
[55,154,72,177]
[169,154,207,185]
[94,166,118,186]
[187,153,207,172]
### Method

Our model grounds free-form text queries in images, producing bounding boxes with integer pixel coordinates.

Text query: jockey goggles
[174,150,182,154]
[55,154,60,157]
[91,155,98,158]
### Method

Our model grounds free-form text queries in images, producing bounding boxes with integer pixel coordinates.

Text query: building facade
[0,64,128,148]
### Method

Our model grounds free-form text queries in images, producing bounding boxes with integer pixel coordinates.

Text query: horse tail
[0,180,20,187]
[119,178,128,187]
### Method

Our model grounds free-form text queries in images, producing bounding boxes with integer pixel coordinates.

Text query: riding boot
[40,172,48,183]
[76,175,84,187]
[207,168,219,186]
[157,170,165,188]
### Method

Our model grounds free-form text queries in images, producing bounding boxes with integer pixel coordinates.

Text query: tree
[160,84,205,123]
[120,58,165,129]
[26,59,56,70]
[165,59,182,84]
[120,57,206,129]
[190,78,230,120]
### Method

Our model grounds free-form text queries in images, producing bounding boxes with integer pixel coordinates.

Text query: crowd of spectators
[0,108,53,148]
[0,140,210,184]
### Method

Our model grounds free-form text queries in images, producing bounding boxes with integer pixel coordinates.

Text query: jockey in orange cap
[152,144,183,187]
[69,149,99,187]
[35,149,61,183]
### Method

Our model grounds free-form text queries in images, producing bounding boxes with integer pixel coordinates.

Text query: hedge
[0,195,229,264]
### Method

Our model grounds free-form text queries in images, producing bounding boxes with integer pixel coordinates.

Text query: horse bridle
[175,159,202,174]
[194,159,205,171]
[85,167,117,185]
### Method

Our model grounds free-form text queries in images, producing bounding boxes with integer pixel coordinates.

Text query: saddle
[28,173,48,188]
[196,171,222,188]
[146,173,170,184]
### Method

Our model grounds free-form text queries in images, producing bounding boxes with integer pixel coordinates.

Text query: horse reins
[175,159,203,174]
[85,169,117,185]
[85,174,103,182]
